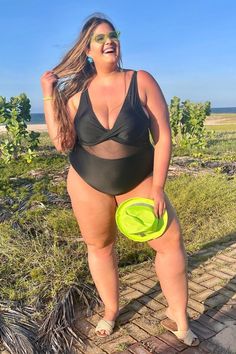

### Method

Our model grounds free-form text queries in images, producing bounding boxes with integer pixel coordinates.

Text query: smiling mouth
[103,47,116,54]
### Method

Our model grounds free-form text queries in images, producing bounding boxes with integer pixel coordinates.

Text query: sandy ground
[0,124,48,133]
[205,114,236,125]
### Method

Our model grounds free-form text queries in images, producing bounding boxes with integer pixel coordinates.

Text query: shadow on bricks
[70,234,236,353]
[117,235,236,325]
[194,274,236,352]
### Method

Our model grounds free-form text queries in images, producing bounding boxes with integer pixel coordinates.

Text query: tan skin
[41,23,198,343]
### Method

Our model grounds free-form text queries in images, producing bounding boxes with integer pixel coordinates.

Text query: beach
[0,124,48,133]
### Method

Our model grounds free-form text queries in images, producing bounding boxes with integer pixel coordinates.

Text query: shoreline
[0,124,48,133]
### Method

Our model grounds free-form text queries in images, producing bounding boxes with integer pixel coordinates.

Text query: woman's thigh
[67,165,117,247]
[115,175,184,252]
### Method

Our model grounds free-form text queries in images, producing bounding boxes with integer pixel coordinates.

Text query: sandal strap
[174,329,198,346]
[95,319,115,335]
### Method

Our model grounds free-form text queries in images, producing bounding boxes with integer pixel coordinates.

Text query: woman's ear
[86,47,91,57]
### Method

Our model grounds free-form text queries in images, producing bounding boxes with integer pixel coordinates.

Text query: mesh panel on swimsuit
[81,140,141,159]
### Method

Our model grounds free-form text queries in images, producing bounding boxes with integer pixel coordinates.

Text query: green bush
[0,94,40,163]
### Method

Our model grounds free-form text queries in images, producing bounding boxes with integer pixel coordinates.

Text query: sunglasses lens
[109,31,119,40]
[94,34,106,43]
[93,31,120,44]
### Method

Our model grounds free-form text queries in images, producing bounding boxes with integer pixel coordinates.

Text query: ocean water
[30,113,45,124]
[30,107,236,124]
[211,107,236,114]
[1,108,236,126]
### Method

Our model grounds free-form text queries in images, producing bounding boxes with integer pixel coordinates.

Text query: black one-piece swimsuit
[69,71,154,195]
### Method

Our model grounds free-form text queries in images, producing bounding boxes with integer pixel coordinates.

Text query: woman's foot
[161,307,199,346]
[95,309,119,337]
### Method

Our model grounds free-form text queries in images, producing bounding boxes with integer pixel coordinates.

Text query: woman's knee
[86,236,117,257]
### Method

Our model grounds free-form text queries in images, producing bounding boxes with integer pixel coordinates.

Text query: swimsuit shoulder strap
[127,70,143,107]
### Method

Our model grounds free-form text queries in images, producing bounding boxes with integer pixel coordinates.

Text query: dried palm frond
[0,301,40,354]
[36,283,101,354]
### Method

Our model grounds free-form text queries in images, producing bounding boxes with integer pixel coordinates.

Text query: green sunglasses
[91,30,120,44]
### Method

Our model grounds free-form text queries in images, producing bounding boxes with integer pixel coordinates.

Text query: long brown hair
[51,14,122,152]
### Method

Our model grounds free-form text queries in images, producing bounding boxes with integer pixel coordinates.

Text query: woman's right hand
[40,70,59,96]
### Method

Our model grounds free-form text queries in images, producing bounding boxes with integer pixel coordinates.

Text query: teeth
[104,48,114,53]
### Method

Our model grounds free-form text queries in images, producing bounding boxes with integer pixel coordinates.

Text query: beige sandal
[161,318,200,346]
[95,319,115,337]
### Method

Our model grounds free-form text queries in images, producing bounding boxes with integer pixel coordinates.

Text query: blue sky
[0,0,235,112]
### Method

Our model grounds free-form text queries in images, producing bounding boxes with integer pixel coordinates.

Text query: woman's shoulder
[136,70,157,84]
[136,70,162,96]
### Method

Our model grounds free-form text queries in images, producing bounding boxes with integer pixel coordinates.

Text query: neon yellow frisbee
[115,197,168,242]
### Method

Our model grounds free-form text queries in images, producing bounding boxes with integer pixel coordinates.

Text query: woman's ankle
[166,306,189,331]
[104,308,119,321]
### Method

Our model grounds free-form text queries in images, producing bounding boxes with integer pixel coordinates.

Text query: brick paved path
[73,239,236,354]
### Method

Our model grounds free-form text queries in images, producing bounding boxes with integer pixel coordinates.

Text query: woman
[40,15,199,346]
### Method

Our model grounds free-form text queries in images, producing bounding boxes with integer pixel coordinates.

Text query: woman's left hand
[151,186,166,219]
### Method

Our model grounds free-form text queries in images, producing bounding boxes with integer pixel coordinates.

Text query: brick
[123,273,143,281]
[121,287,137,296]
[125,275,147,285]
[225,282,236,292]
[123,322,150,341]
[133,316,161,336]
[135,268,155,278]
[201,277,224,288]
[190,320,215,340]
[141,279,158,288]
[188,281,207,293]
[157,331,187,351]
[208,269,232,280]
[138,296,165,311]
[142,336,177,353]
[148,292,168,306]
[128,300,152,315]
[189,288,197,296]
[188,298,209,314]
[204,293,228,308]
[203,263,216,271]
[227,249,236,256]
[219,305,236,319]
[205,308,236,325]
[117,309,140,325]
[100,335,136,353]
[131,282,151,294]
[146,287,160,296]
[216,253,236,263]
[207,325,236,353]
[219,267,236,277]
[150,308,169,321]
[129,343,152,354]
[218,287,235,299]
[191,289,215,302]
[123,290,143,301]
[226,298,236,305]
[199,340,222,353]
[194,313,225,333]
[193,274,213,283]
